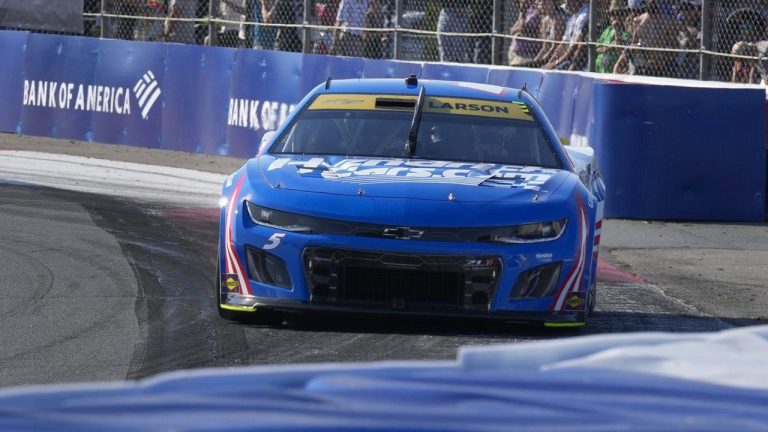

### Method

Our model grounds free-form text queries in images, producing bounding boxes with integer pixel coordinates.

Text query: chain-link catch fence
[2,0,761,84]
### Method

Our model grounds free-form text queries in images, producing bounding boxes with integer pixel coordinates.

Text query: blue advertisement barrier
[591,82,766,221]
[0,31,27,133]
[18,35,167,147]
[0,31,765,221]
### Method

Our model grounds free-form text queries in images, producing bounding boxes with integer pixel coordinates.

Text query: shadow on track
[226,309,752,338]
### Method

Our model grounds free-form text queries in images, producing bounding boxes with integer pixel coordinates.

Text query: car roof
[318,78,526,103]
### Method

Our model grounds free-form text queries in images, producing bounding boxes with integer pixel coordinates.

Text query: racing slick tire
[588,283,597,315]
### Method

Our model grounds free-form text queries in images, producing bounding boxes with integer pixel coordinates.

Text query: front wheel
[587,283,597,316]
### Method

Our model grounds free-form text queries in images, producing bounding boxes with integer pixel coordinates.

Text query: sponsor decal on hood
[267,157,559,191]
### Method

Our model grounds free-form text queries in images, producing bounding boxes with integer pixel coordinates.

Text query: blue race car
[217,76,605,327]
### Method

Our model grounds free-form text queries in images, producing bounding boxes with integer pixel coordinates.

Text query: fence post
[699,0,711,80]
[208,0,218,46]
[303,0,312,53]
[100,0,106,38]
[393,0,403,60]
[492,0,502,65]
[587,0,597,72]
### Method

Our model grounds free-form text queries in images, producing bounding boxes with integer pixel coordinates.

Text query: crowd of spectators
[502,0,705,77]
[85,0,768,83]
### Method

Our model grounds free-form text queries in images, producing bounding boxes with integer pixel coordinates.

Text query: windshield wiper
[404,85,426,158]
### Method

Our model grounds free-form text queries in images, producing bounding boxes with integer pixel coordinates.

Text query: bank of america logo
[133,70,162,120]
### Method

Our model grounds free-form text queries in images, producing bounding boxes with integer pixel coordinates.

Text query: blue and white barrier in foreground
[0,30,764,221]
[0,325,767,431]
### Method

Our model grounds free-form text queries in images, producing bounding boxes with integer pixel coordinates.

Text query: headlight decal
[224,175,252,296]
[247,202,313,233]
[488,219,567,244]
[550,199,588,312]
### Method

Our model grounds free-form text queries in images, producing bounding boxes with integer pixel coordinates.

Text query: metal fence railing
[10,0,768,84]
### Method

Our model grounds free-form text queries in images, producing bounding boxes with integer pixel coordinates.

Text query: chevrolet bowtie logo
[382,227,424,240]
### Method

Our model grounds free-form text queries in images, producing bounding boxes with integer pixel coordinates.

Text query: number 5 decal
[263,233,286,250]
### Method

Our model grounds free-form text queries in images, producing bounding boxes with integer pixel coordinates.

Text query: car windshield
[270,94,561,168]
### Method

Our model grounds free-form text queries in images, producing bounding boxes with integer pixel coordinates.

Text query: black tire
[587,283,597,316]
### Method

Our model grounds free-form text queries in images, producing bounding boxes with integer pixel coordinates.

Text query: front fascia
[221,176,597,316]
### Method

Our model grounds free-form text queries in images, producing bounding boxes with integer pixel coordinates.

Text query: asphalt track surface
[0,139,765,388]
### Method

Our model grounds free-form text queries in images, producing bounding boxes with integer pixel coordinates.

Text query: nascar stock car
[217,75,605,327]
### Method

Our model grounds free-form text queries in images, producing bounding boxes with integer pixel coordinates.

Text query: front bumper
[220,198,592,326]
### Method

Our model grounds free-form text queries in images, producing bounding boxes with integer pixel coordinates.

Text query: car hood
[256,155,569,204]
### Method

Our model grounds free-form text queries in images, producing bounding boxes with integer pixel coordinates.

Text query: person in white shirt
[542,0,589,71]
[437,3,470,63]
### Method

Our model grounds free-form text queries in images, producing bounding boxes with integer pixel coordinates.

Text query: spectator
[507,0,541,66]
[211,0,244,46]
[623,0,642,32]
[611,0,642,74]
[757,30,768,85]
[85,0,102,36]
[675,0,701,79]
[437,3,471,63]
[312,0,339,54]
[364,0,386,58]
[595,0,631,73]
[113,0,141,40]
[221,0,257,48]
[381,8,426,60]
[254,0,278,49]
[471,0,493,64]
[542,0,589,71]
[628,0,679,77]
[164,0,198,44]
[263,0,302,51]
[194,0,211,44]
[401,11,427,60]
[731,42,759,84]
[530,0,567,67]
[332,0,369,56]
[718,8,766,82]
[378,0,395,57]
[134,1,167,41]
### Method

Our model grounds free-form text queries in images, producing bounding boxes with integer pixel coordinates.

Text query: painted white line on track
[0,151,226,207]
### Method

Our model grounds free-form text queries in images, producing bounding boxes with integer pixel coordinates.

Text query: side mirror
[559,137,570,146]
[258,131,277,155]
[564,145,596,187]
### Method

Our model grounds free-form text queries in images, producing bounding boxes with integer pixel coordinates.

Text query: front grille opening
[470,291,489,306]
[341,266,463,306]
[303,248,501,311]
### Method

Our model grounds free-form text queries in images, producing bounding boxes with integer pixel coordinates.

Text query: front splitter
[220,295,587,326]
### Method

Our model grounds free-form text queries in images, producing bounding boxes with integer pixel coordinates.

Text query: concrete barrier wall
[0,30,764,221]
